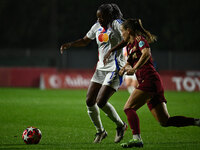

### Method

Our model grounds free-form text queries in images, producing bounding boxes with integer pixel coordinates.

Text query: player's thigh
[124,77,132,86]
[96,71,120,108]
[96,85,116,108]
[131,79,138,88]
[86,82,102,107]
[150,102,170,125]
[124,89,151,111]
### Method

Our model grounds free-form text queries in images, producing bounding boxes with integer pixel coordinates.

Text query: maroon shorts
[137,79,167,110]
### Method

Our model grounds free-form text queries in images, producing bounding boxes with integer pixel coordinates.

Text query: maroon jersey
[126,36,158,83]
[126,35,166,110]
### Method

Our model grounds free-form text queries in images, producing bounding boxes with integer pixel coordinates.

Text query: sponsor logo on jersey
[98,27,109,42]
[98,33,109,42]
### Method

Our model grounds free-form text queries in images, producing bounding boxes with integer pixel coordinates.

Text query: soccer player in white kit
[60,3,127,143]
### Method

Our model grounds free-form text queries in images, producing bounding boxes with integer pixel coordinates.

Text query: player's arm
[103,40,127,65]
[60,36,91,54]
[119,62,132,76]
[126,48,151,75]
[108,40,127,53]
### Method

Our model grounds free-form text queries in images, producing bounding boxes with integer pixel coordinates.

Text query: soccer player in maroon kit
[104,18,200,148]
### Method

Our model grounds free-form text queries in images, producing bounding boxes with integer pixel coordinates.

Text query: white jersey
[86,19,126,71]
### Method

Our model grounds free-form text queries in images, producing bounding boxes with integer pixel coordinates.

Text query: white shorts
[125,74,137,80]
[91,69,124,91]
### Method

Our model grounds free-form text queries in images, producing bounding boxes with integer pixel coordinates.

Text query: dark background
[0,0,200,70]
[1,0,200,50]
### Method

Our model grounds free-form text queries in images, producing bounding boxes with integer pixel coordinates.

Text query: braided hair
[97,3,124,24]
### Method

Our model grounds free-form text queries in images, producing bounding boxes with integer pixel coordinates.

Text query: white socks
[87,104,104,133]
[87,102,124,133]
[101,102,124,127]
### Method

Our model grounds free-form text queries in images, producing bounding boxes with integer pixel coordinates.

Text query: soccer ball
[22,127,42,144]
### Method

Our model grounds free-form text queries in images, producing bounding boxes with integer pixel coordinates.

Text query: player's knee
[97,99,107,108]
[86,97,96,107]
[86,100,95,107]
[97,100,106,108]
[123,103,133,111]
[123,106,129,111]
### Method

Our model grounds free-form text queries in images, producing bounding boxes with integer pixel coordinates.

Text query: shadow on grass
[146,141,200,145]
[0,142,120,150]
[2,141,198,150]
[0,144,45,150]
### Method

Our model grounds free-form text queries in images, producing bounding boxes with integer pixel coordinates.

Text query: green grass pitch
[0,88,200,150]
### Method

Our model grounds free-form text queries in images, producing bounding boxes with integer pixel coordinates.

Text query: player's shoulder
[135,36,141,42]
[116,19,123,24]
[135,36,149,48]
[112,19,124,26]
[92,21,101,28]
[135,36,147,42]
[90,21,101,31]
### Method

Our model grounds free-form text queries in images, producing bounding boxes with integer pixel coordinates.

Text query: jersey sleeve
[137,36,150,51]
[86,23,97,40]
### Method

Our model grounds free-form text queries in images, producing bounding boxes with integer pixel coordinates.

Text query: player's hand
[119,67,125,76]
[60,43,72,54]
[126,68,136,75]
[103,50,111,65]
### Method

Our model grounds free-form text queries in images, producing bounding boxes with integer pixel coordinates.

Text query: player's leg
[86,81,106,143]
[150,102,200,127]
[96,85,125,128]
[96,85,115,108]
[121,89,150,148]
[150,102,170,126]
[125,77,134,94]
[125,75,138,94]
[131,75,138,89]
[96,85,127,143]
[97,71,128,143]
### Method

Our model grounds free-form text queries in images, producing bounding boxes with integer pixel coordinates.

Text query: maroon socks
[124,108,196,137]
[124,108,140,134]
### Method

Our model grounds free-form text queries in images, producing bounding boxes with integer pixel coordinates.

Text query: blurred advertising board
[40,73,92,89]
[40,70,200,92]
[0,67,199,91]
[159,71,200,92]
[40,72,126,90]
